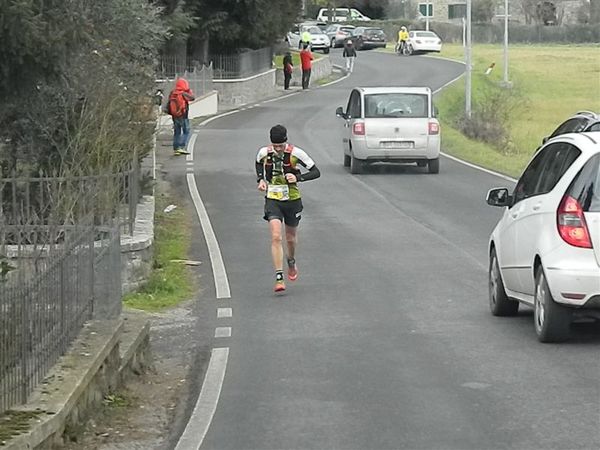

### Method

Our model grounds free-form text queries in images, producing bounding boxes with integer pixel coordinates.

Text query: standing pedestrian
[165,77,195,155]
[299,44,313,90]
[343,39,357,73]
[300,27,312,49]
[283,51,293,90]
[255,125,320,292]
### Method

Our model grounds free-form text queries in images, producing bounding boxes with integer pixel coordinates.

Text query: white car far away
[408,30,442,54]
[287,24,330,53]
[486,131,600,342]
[335,87,440,174]
[316,7,371,22]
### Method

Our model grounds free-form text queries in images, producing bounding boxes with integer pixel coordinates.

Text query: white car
[486,131,600,342]
[335,87,440,174]
[287,24,330,53]
[316,7,371,22]
[407,30,442,54]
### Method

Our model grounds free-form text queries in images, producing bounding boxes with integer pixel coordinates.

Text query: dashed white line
[174,348,229,450]
[215,327,232,338]
[217,308,232,318]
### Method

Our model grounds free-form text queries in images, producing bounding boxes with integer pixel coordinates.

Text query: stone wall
[120,195,155,295]
[3,316,153,450]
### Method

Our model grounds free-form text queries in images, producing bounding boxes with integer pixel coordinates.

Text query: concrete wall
[213,69,277,107]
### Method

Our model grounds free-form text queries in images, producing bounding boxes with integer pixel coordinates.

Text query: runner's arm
[298,164,320,182]
[292,147,320,182]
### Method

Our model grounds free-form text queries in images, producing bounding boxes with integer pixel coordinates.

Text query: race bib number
[266,184,289,201]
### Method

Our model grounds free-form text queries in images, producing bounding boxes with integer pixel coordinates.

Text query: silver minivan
[335,87,440,174]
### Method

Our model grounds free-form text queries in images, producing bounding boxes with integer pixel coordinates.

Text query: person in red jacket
[165,78,195,155]
[299,44,313,90]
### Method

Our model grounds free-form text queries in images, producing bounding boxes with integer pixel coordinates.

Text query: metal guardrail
[0,165,136,414]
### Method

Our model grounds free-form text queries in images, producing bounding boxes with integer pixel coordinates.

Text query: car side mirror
[486,187,511,207]
[336,107,346,119]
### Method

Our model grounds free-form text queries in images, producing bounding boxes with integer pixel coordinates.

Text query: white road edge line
[174,347,229,450]
[186,170,231,299]
[186,133,197,162]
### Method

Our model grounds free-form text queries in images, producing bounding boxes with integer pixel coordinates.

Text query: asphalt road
[178,49,600,450]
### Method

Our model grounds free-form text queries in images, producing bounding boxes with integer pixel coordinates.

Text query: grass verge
[433,43,600,177]
[123,185,194,312]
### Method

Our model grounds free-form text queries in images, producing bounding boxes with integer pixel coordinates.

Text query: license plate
[380,141,413,149]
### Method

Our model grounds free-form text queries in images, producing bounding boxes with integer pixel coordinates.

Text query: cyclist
[396,26,410,54]
[255,125,320,292]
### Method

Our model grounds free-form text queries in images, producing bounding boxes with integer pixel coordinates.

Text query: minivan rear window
[567,154,600,212]
[364,93,428,118]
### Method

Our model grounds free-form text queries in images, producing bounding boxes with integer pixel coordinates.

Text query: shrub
[455,77,522,152]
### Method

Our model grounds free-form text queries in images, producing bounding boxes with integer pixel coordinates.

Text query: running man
[255,125,320,292]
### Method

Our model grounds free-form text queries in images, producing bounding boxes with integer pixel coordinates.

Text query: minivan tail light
[557,195,592,248]
[428,121,439,135]
[353,122,365,136]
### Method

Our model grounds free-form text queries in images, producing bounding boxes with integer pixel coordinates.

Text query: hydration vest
[264,144,299,182]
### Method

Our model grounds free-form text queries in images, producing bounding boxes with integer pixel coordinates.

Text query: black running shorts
[263,198,303,226]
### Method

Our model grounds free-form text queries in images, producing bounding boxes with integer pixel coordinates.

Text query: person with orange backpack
[165,77,195,155]
[255,125,320,292]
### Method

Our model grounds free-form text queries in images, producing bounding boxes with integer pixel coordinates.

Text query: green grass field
[433,43,600,177]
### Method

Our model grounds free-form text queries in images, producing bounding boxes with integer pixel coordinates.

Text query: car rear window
[364,93,428,118]
[567,154,600,212]
[365,93,429,118]
[415,32,438,38]
[365,29,384,37]
[322,10,348,17]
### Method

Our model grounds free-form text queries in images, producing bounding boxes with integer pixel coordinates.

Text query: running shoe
[287,258,298,281]
[274,280,286,292]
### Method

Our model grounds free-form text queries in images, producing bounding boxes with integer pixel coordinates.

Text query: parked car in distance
[351,27,387,50]
[324,23,355,47]
[542,111,600,145]
[287,24,330,53]
[486,131,600,342]
[407,30,442,54]
[316,7,371,22]
[335,86,440,174]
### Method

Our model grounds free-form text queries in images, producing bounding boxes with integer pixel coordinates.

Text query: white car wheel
[534,267,572,343]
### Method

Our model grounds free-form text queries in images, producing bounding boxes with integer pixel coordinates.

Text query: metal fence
[156,58,214,99]
[0,165,135,414]
[211,47,274,79]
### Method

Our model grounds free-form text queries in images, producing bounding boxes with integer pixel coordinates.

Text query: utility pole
[465,0,472,118]
[503,0,510,85]
[426,0,431,30]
